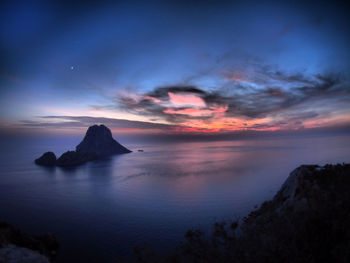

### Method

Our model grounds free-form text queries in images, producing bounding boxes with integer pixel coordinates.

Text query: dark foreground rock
[0,245,50,263]
[0,222,59,263]
[135,164,350,263]
[35,124,131,167]
[34,152,56,166]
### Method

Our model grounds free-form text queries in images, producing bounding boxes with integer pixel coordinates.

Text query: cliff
[136,163,350,263]
[237,164,350,262]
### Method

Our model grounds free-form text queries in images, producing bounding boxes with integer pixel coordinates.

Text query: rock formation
[0,245,50,263]
[143,164,350,263]
[56,151,96,167]
[35,125,131,167]
[0,222,59,263]
[244,164,349,223]
[236,164,350,262]
[34,152,57,166]
[76,124,131,156]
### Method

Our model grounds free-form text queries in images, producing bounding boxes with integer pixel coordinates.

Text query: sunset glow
[0,0,349,137]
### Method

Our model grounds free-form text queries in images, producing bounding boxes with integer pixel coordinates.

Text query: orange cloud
[173,116,287,133]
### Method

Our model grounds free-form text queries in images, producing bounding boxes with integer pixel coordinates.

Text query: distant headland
[35,124,131,167]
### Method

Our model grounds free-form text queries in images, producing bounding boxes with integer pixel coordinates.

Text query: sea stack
[76,124,131,156]
[35,152,57,166]
[35,125,131,167]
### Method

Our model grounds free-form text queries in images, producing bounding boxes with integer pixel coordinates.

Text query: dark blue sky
[1,0,349,135]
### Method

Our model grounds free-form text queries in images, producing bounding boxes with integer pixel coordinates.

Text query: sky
[1,0,350,137]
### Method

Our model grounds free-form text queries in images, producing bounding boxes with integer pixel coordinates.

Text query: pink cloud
[168,92,206,107]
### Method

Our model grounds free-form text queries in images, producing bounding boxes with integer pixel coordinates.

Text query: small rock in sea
[34,152,57,166]
[138,149,144,152]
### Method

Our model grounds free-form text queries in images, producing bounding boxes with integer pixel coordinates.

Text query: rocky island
[35,124,131,167]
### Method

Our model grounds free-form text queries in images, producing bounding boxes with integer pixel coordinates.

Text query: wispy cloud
[114,70,349,132]
[19,116,176,133]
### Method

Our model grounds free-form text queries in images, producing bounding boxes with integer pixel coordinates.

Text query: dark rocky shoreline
[0,222,59,263]
[136,163,350,263]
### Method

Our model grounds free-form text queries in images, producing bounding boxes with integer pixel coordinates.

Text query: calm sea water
[0,134,349,262]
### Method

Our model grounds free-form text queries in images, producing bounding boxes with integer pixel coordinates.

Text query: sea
[0,134,349,262]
